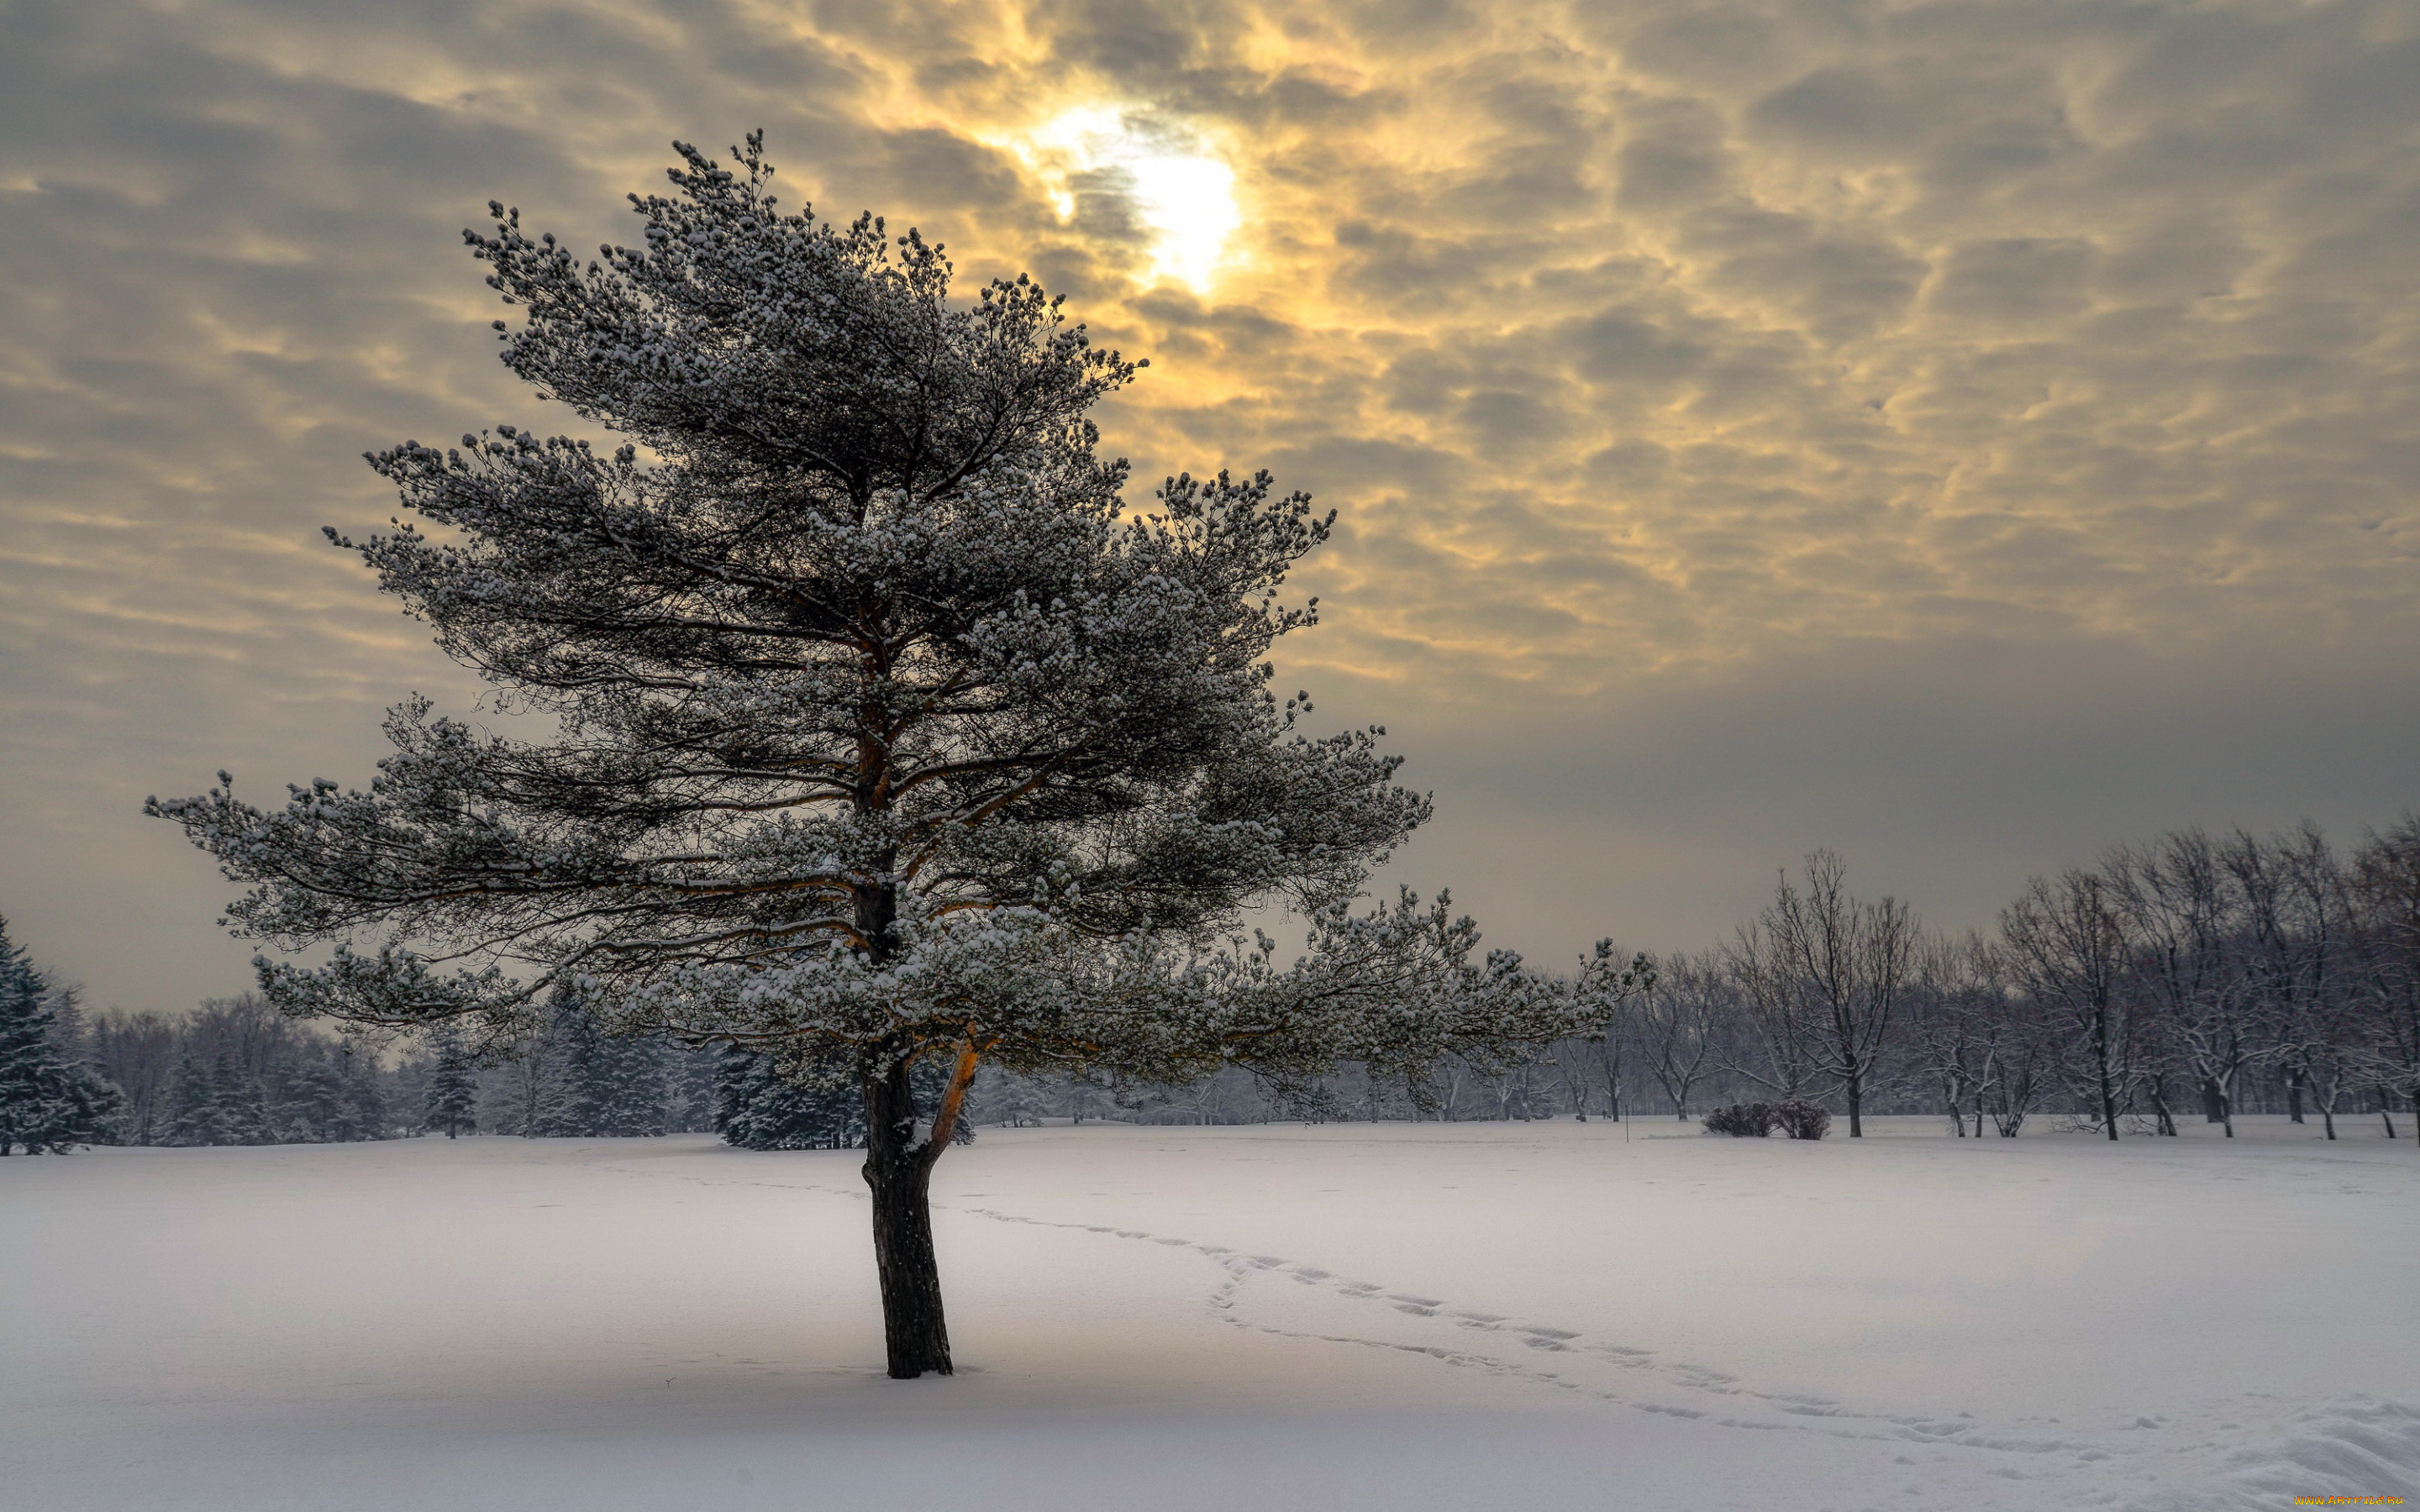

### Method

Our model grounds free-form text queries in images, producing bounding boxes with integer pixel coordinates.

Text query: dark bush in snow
[1702,1101,1779,1137]
[1773,1099,1833,1140]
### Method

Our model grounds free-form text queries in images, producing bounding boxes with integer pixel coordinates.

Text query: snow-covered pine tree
[148,135,1641,1377]
[715,1046,973,1151]
[165,1052,223,1145]
[424,1029,477,1137]
[206,1047,270,1145]
[666,1044,718,1133]
[0,916,123,1154]
[552,998,668,1137]
[715,1045,864,1150]
[334,1047,389,1140]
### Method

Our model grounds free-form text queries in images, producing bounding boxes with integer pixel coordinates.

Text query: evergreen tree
[279,1058,347,1142]
[715,1047,974,1151]
[207,1047,270,1145]
[666,1044,718,1132]
[149,137,1637,1376]
[715,1045,865,1150]
[550,1004,668,1137]
[0,916,123,1154]
[424,1030,478,1137]
[334,1047,387,1141]
[165,1051,224,1145]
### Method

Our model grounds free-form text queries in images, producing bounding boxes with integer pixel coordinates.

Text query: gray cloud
[2,0,2416,1010]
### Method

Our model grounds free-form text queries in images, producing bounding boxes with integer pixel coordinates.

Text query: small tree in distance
[149,136,1642,1378]
[424,1030,476,1138]
[0,916,123,1155]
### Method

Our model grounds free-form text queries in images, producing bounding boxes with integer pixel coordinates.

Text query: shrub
[1773,1099,1832,1140]
[1702,1101,1778,1137]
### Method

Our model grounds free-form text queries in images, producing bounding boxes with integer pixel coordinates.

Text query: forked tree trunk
[860,1046,980,1379]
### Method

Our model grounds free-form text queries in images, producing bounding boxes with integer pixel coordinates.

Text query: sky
[3,0,2416,1013]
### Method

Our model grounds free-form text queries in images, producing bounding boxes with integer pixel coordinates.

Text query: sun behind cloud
[995,105,1241,291]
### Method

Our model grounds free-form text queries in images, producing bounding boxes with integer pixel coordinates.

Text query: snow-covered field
[5,1118,2415,1511]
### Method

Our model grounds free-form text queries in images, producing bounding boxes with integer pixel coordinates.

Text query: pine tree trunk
[865,1152,951,1378]
[862,1058,952,1379]
[858,1039,981,1381]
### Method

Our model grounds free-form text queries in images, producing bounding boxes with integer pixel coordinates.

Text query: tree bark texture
[860,1045,981,1380]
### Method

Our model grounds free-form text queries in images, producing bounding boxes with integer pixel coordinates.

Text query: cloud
[2,0,2416,1006]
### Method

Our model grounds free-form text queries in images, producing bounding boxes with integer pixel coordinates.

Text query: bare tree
[1728,851,1915,1137]
[2231,826,2356,1134]
[2350,818,2420,1146]
[88,1011,180,1145]
[1723,925,1826,1103]
[2108,830,2259,1136]
[2002,869,2138,1140]
[1636,951,1723,1119]
[1905,932,2056,1137]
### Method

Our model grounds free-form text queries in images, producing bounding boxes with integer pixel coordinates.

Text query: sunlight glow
[1007,107,1241,291]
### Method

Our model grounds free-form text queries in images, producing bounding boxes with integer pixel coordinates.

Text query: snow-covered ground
[5,1117,2415,1511]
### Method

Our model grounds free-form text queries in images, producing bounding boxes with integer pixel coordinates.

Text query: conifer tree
[554,1003,667,1136]
[667,1045,718,1132]
[337,1049,388,1140]
[166,1052,223,1145]
[424,1030,478,1137]
[715,1045,865,1150]
[149,137,1639,1376]
[207,1048,270,1145]
[0,916,123,1154]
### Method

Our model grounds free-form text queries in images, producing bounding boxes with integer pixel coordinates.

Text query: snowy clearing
[5,1118,2416,1511]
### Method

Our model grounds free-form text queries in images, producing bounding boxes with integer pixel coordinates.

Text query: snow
[5,1117,2416,1511]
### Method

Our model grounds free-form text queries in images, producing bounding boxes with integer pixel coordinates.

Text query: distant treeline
[1076,820,2420,1141]
[82,994,724,1147]
[7,816,2418,1152]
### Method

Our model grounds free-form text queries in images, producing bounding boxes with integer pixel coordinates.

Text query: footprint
[916,1189,2149,1487]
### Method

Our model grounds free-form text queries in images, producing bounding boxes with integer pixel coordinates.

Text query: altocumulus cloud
[1,0,2415,1005]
